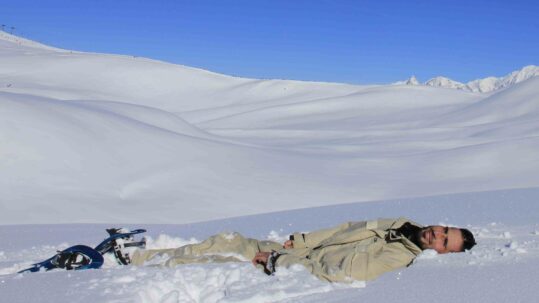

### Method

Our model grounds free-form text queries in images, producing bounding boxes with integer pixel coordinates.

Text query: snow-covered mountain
[393,75,420,85]
[465,65,539,92]
[401,65,538,93]
[424,76,465,89]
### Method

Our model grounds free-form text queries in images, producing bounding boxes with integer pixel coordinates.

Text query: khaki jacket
[276,217,423,282]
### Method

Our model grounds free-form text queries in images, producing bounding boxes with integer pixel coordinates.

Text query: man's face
[417,226,463,254]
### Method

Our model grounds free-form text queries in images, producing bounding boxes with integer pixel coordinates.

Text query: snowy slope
[0,31,363,112]
[1,188,539,302]
[1,33,539,224]
[0,30,63,51]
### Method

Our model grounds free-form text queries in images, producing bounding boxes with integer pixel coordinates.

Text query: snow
[425,76,465,89]
[405,75,420,85]
[466,65,539,93]
[1,32,539,302]
[3,32,539,224]
[0,30,63,51]
[392,75,420,85]
[2,188,539,302]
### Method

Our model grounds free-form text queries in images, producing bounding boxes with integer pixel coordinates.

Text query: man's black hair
[460,228,476,251]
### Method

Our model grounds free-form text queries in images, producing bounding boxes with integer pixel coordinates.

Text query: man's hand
[252,252,270,267]
[283,240,294,249]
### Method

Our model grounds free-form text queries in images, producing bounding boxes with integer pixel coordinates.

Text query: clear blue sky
[1,0,538,84]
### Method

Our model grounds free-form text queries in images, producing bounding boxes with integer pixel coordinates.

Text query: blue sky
[1,0,537,84]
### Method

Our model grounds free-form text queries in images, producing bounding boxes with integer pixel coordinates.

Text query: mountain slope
[1,33,538,224]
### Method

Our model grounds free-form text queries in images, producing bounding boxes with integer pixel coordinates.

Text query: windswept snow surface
[1,188,539,302]
[1,33,538,224]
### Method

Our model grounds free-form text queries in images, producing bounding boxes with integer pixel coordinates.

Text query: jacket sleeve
[275,244,416,283]
[275,253,351,282]
[290,222,354,249]
[351,246,416,281]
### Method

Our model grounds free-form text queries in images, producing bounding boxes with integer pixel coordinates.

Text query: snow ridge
[0,30,63,51]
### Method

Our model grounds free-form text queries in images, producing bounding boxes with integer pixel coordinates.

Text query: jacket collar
[383,218,424,256]
[315,217,424,255]
[384,229,423,256]
[389,217,423,230]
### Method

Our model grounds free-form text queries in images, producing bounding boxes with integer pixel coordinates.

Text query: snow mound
[128,264,352,303]
[145,235,199,250]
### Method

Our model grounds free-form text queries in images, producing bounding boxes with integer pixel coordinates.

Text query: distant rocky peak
[425,76,465,89]
[395,65,538,93]
[465,65,538,93]
[405,75,420,85]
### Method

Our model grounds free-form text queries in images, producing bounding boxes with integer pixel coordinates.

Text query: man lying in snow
[131,217,476,282]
